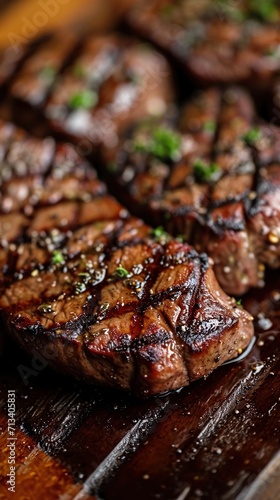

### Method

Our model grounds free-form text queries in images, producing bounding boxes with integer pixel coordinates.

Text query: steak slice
[0,121,253,397]
[101,86,280,295]
[125,0,280,88]
[0,32,174,147]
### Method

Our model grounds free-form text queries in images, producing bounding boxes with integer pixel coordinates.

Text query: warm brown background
[0,0,137,48]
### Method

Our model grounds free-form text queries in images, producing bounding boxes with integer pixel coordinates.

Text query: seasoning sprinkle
[150,226,170,242]
[192,159,221,183]
[114,266,129,278]
[242,127,261,146]
[134,127,181,161]
[52,250,65,265]
[69,89,97,109]
[202,120,216,132]
[37,304,53,314]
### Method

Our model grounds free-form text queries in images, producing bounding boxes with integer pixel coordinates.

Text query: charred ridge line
[40,35,86,108]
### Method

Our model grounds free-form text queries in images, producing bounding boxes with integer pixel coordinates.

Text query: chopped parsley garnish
[192,159,221,183]
[202,121,216,132]
[150,226,171,243]
[114,266,129,278]
[78,272,91,279]
[72,64,86,78]
[69,89,97,109]
[176,234,186,243]
[74,282,87,294]
[236,298,243,307]
[39,65,56,82]
[242,127,261,146]
[52,250,65,265]
[37,303,53,314]
[107,162,117,173]
[247,0,278,22]
[151,226,168,239]
[134,127,181,161]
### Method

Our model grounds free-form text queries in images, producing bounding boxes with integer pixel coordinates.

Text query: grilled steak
[0,33,174,147]
[0,25,279,296]
[0,120,253,396]
[101,86,280,296]
[126,0,280,88]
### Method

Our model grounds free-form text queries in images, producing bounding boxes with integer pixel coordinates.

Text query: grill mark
[0,197,126,284]
[174,254,205,375]
[40,35,85,107]
[178,257,204,340]
[162,89,221,198]
[45,36,124,128]
[5,242,201,371]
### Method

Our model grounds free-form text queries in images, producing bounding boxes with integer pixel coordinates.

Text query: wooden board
[0,1,279,499]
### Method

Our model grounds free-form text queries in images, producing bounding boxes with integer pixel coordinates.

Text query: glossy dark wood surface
[0,270,279,500]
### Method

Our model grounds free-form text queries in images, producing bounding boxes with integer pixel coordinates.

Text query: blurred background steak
[125,0,280,89]
[101,86,280,295]
[0,20,279,295]
[0,32,174,148]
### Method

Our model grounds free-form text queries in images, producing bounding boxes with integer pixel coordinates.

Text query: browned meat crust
[101,87,280,296]
[0,33,174,147]
[0,121,253,396]
[125,0,280,88]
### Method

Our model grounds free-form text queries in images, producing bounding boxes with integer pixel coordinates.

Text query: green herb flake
[242,127,261,146]
[150,226,171,243]
[107,162,117,173]
[192,159,221,183]
[78,272,91,281]
[134,127,181,161]
[37,303,53,314]
[236,298,243,306]
[248,0,278,22]
[39,65,56,81]
[69,89,97,109]
[202,121,216,133]
[151,226,168,239]
[72,64,86,78]
[74,282,87,294]
[52,250,65,265]
[114,266,129,279]
[176,234,186,243]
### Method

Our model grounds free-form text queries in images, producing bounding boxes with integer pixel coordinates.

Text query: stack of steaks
[101,87,280,296]
[0,121,253,396]
[1,0,280,395]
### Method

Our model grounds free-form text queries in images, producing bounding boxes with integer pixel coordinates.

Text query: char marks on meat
[0,121,253,396]
[126,0,280,88]
[1,33,174,147]
[101,87,280,295]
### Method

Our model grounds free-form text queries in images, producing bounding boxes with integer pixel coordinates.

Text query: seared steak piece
[101,86,280,296]
[0,32,174,147]
[126,0,280,88]
[0,121,253,396]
